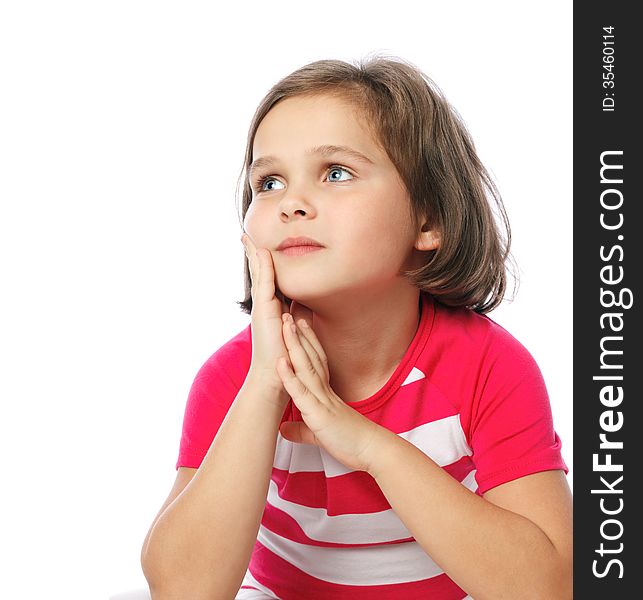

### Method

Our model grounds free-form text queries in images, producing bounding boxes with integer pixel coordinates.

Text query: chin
[276,270,368,308]
[278,282,336,310]
[276,271,324,299]
[279,287,320,305]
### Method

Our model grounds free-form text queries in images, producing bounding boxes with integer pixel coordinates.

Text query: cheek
[352,223,414,279]
[347,210,411,256]
[242,202,259,229]
[243,203,269,241]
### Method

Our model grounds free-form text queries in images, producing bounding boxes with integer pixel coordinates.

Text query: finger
[290,300,314,329]
[282,314,323,377]
[276,287,290,315]
[282,313,327,381]
[289,301,328,379]
[292,316,330,382]
[255,248,277,304]
[241,233,258,299]
[243,234,276,305]
[283,318,328,400]
[276,356,320,416]
[279,420,318,446]
[242,233,262,290]
[290,308,330,381]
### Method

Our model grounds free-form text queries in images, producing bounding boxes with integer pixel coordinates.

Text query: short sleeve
[468,328,568,495]
[175,326,253,470]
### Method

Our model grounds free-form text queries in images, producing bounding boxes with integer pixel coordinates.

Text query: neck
[303,285,422,404]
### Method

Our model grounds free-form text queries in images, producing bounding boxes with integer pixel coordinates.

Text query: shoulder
[176,323,253,470]
[436,304,551,432]
[431,299,537,372]
[425,298,548,423]
[193,323,252,390]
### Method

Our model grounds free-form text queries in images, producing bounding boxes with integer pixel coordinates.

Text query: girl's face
[243,94,435,305]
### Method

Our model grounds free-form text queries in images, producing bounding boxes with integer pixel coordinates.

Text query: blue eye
[253,164,354,193]
[257,177,285,192]
[327,166,353,182]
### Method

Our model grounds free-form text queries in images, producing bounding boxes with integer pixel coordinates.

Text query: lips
[276,236,325,251]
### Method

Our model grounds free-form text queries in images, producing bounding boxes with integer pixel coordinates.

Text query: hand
[241,232,313,404]
[276,313,386,473]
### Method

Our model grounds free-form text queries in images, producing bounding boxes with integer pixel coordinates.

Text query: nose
[278,188,318,221]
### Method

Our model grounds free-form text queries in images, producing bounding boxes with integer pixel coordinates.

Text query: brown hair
[234,53,516,315]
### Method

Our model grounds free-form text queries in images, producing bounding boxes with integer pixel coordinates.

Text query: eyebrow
[248,144,375,177]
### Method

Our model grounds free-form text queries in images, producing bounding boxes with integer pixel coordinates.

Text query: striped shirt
[176,292,568,599]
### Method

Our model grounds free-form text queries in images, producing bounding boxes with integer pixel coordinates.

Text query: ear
[415,223,440,252]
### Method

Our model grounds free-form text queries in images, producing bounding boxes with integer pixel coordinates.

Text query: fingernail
[299,319,308,328]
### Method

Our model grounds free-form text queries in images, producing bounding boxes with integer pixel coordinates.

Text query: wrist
[245,367,290,405]
[365,427,406,480]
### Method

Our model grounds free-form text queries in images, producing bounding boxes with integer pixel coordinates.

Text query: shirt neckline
[346,292,434,414]
[287,292,435,419]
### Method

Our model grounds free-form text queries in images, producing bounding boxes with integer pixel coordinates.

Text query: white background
[0,1,572,598]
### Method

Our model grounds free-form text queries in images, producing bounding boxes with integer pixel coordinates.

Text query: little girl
[141,56,572,600]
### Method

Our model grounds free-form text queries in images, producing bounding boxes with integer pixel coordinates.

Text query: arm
[275,311,572,598]
[367,429,573,600]
[141,374,289,600]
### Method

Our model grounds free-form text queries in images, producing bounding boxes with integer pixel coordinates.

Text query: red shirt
[176,292,568,599]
